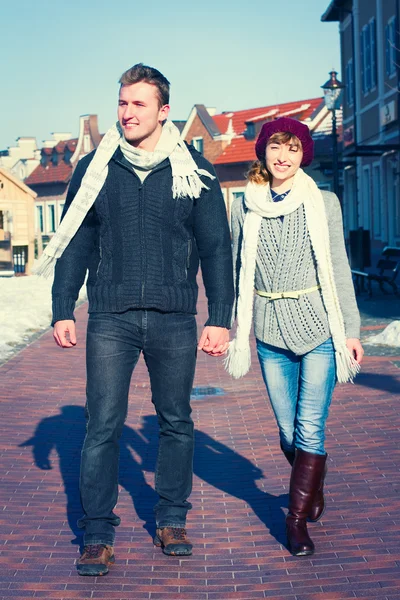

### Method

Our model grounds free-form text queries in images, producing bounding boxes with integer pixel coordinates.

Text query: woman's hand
[346,338,364,364]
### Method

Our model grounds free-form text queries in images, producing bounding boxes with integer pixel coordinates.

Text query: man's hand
[198,326,229,357]
[53,320,77,348]
[346,338,364,364]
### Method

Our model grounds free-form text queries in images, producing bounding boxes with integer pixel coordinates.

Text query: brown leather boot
[77,544,115,576]
[281,445,328,521]
[286,449,327,557]
[154,527,192,556]
[308,458,328,522]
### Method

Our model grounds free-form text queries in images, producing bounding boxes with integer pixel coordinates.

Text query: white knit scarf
[225,168,360,384]
[33,121,214,278]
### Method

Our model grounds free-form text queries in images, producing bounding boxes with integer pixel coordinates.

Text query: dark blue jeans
[77,310,197,546]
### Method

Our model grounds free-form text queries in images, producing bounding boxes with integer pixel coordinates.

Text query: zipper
[187,239,192,268]
[185,239,192,279]
[139,185,145,304]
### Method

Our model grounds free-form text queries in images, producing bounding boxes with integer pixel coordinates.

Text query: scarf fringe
[32,253,56,279]
[172,173,211,199]
[335,346,361,384]
[224,338,251,378]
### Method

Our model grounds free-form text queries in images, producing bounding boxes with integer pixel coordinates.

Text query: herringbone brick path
[1,288,400,600]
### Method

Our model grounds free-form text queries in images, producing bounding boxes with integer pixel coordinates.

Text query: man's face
[118,82,170,150]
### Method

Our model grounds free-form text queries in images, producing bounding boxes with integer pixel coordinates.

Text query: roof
[25,138,79,186]
[195,105,221,137]
[321,0,350,22]
[173,120,186,134]
[213,98,325,165]
[25,161,72,186]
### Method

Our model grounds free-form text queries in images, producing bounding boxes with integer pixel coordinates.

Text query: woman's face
[265,139,303,185]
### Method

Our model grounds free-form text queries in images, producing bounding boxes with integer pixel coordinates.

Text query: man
[42,64,234,576]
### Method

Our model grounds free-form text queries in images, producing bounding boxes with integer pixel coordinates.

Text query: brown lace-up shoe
[77,544,115,576]
[154,527,193,556]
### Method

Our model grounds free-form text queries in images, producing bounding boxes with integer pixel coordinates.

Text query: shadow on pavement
[356,292,400,325]
[19,408,288,548]
[355,371,400,394]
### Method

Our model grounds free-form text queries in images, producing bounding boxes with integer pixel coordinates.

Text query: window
[361,19,377,93]
[246,123,256,139]
[58,203,65,223]
[0,210,3,230]
[47,204,56,233]
[386,16,397,77]
[36,205,44,233]
[191,137,204,154]
[345,59,354,106]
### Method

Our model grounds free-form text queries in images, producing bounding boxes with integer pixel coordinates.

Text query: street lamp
[321,69,345,198]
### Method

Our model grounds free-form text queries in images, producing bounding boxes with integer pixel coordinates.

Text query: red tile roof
[213,98,324,164]
[25,161,72,186]
[25,138,78,186]
[214,98,323,136]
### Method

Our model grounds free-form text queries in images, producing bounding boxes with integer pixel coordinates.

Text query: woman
[226,117,363,557]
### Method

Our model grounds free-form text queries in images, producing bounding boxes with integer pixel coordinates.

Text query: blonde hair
[248,131,303,185]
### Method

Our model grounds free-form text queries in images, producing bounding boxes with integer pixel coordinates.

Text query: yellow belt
[256,284,321,301]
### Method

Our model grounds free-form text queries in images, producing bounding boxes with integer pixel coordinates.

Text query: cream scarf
[225,168,360,384]
[33,121,214,278]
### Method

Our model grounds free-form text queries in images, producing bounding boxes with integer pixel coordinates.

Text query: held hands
[198,326,230,357]
[346,338,364,364]
[53,320,77,348]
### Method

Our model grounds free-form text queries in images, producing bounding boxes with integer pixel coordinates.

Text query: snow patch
[365,321,400,347]
[0,275,86,362]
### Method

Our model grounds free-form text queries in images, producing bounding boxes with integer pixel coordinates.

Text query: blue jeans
[256,338,336,456]
[78,310,197,546]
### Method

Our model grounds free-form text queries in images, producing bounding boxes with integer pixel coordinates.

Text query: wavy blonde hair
[247,131,303,185]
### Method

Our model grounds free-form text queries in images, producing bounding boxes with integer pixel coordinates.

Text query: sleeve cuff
[51,297,77,327]
[205,303,233,329]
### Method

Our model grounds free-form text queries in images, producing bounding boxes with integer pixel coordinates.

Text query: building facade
[322,0,400,253]
[0,167,36,275]
[25,115,103,246]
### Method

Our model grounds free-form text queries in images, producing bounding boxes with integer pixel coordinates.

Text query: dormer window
[52,152,59,166]
[245,122,256,139]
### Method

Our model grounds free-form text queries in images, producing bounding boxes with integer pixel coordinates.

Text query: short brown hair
[247,131,303,185]
[119,63,170,107]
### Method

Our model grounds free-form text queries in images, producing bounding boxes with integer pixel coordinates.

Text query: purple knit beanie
[255,117,314,166]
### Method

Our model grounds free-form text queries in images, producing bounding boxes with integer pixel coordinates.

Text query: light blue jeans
[256,338,336,455]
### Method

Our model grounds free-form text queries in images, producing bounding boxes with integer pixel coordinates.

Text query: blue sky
[1,0,340,149]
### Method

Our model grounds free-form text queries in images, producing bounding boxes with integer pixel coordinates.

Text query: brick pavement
[1,288,400,600]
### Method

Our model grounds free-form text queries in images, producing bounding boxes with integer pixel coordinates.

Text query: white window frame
[360,19,377,95]
[191,137,204,154]
[58,202,65,224]
[386,16,397,79]
[35,203,44,233]
[346,59,354,107]
[46,202,56,234]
